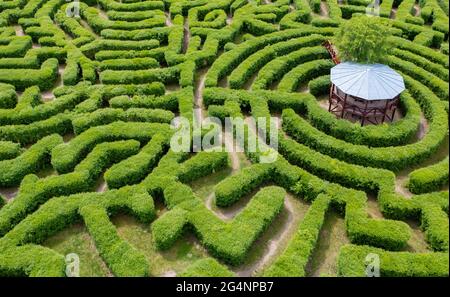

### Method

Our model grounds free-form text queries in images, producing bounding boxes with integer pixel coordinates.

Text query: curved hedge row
[407,157,449,194]
[180,258,235,277]
[338,244,449,276]
[252,45,330,90]
[51,122,170,173]
[0,184,155,275]
[283,68,448,170]
[205,28,334,87]
[228,35,327,89]
[0,134,62,187]
[277,59,334,92]
[0,58,58,91]
[0,140,143,237]
[0,141,21,161]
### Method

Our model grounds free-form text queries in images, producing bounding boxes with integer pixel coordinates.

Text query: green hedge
[72,108,174,134]
[105,134,169,189]
[80,205,149,276]
[391,48,449,82]
[186,186,285,265]
[387,55,449,101]
[0,141,142,237]
[264,194,330,276]
[0,36,32,58]
[51,122,170,173]
[283,108,431,171]
[308,75,330,96]
[389,36,449,68]
[0,114,72,144]
[100,66,180,85]
[181,258,235,277]
[107,10,165,22]
[0,58,58,91]
[0,134,62,187]
[421,204,449,251]
[279,135,394,193]
[204,87,422,148]
[214,163,273,207]
[151,207,188,250]
[0,83,17,108]
[343,191,411,251]
[228,35,327,89]
[80,39,160,59]
[0,245,65,277]
[205,28,334,87]
[81,5,166,34]
[0,141,21,161]
[253,45,330,90]
[278,59,334,92]
[99,57,159,71]
[407,157,449,194]
[178,151,229,184]
[338,244,449,276]
[0,185,155,276]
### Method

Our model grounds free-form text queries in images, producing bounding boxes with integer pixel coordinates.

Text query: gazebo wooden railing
[328,83,399,126]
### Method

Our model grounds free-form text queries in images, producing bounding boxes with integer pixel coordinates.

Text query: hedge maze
[0,0,448,277]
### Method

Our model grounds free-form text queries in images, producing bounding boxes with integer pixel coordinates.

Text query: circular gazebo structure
[328,62,405,126]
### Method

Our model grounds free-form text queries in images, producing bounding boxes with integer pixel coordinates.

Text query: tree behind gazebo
[333,16,393,64]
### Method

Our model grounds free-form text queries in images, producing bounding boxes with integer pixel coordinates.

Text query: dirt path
[414,4,421,17]
[98,8,108,19]
[226,13,233,25]
[0,188,18,201]
[183,17,190,54]
[366,193,384,219]
[194,68,208,123]
[415,114,429,141]
[395,175,413,198]
[390,8,397,19]
[233,195,303,277]
[161,270,177,277]
[223,130,241,171]
[165,12,173,27]
[13,25,24,36]
[41,65,65,101]
[96,175,108,192]
[320,1,330,18]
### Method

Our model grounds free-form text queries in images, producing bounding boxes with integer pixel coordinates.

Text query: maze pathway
[0,0,448,277]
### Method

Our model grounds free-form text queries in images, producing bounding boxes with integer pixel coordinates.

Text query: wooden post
[361,100,369,126]
[381,100,389,123]
[341,93,347,118]
[328,84,334,112]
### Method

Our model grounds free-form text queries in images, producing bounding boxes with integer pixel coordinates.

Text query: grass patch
[112,214,210,276]
[236,193,311,276]
[190,167,232,201]
[306,210,349,277]
[43,223,111,277]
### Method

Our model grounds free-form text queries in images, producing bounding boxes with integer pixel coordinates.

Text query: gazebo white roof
[330,62,405,100]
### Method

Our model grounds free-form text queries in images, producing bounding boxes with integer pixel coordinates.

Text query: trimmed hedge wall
[0,58,58,91]
[0,141,22,161]
[214,163,272,207]
[80,205,149,276]
[407,157,449,194]
[181,258,235,277]
[0,134,62,187]
[264,194,330,276]
[338,244,449,276]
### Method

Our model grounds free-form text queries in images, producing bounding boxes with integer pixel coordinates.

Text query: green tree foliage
[334,16,393,64]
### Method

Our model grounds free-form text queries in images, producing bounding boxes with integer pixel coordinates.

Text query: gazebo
[328,62,405,126]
